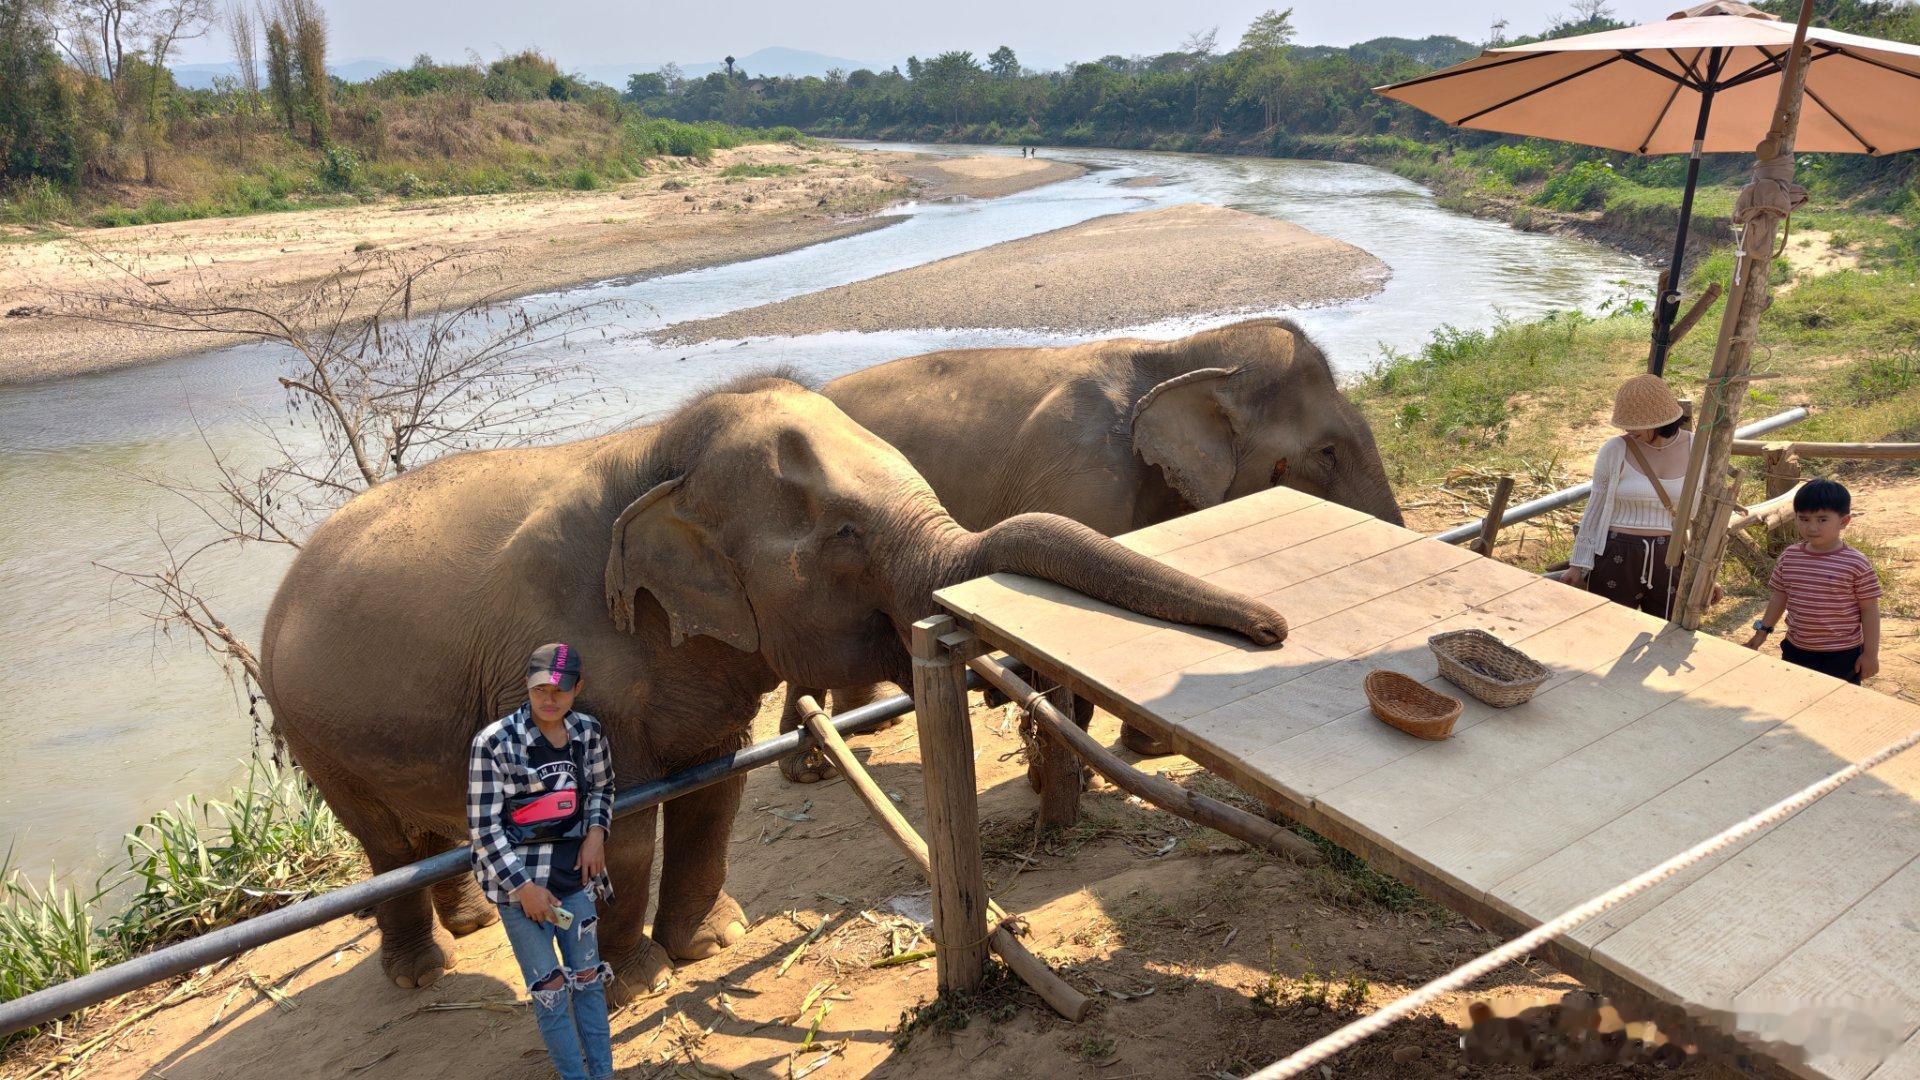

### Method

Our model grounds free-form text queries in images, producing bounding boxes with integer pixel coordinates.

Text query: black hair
[1653,415,1684,440]
[1794,477,1851,515]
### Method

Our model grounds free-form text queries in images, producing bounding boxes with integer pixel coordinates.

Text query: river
[0,142,1647,881]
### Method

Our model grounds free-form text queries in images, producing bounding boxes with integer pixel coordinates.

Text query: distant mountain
[170,56,397,89]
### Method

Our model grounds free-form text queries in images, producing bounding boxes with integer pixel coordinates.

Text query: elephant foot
[780,745,836,784]
[432,877,499,937]
[656,891,747,962]
[1119,723,1174,757]
[605,938,674,1007]
[382,923,455,989]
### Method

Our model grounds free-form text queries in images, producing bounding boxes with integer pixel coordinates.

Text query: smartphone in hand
[549,905,574,931]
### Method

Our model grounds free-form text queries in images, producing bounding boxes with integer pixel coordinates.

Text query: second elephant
[781,318,1402,778]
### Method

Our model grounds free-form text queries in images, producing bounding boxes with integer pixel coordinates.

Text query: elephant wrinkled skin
[260,377,1287,996]
[780,318,1403,779]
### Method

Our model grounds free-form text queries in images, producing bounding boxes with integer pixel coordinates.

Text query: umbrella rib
[1824,42,1920,84]
[1379,50,1558,93]
[1637,74,1687,154]
[1454,53,1627,126]
[1618,49,1700,90]
[1669,47,1706,87]
[1801,82,1878,153]
[1719,44,1840,92]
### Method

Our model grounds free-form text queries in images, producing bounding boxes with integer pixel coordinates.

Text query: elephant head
[1130,319,1403,525]
[605,378,1285,689]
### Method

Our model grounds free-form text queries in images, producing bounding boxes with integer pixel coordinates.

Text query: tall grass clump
[0,759,362,1043]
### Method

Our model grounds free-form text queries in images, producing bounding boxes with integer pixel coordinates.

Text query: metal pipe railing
[1430,407,1808,546]
[0,676,987,1039]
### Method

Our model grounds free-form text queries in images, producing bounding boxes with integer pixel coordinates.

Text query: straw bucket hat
[1611,374,1684,430]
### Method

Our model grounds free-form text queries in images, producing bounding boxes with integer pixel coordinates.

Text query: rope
[1248,722,1920,1080]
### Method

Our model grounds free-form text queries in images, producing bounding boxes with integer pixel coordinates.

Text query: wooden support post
[1470,475,1516,556]
[1023,674,1083,829]
[794,696,1092,1021]
[908,615,989,994]
[1762,448,1802,548]
[1671,0,1817,630]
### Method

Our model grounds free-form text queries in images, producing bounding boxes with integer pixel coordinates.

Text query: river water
[0,142,1647,880]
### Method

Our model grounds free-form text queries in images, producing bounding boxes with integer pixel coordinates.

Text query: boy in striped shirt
[1745,479,1881,685]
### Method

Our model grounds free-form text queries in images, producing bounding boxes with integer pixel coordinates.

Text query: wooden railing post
[909,614,989,994]
[1470,475,1516,556]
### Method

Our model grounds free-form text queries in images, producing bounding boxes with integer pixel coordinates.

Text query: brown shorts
[1586,531,1678,619]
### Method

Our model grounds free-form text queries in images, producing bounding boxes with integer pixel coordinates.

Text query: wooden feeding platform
[909,485,1920,1079]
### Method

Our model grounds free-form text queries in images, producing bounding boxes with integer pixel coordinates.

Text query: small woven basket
[1429,629,1549,708]
[1364,670,1462,741]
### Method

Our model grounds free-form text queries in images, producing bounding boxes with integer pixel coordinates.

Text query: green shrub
[0,177,75,226]
[568,165,601,190]
[1533,159,1619,211]
[318,144,361,192]
[719,162,799,178]
[1482,142,1555,184]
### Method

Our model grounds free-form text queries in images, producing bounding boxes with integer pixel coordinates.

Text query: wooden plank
[1205,517,1420,597]
[1155,500,1372,579]
[1735,852,1920,1080]
[1867,1031,1920,1080]
[1491,676,1878,954]
[1387,644,1805,900]
[1281,557,1536,661]
[1592,744,1920,1009]
[1118,485,1321,557]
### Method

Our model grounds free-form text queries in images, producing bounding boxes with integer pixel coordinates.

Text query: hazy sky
[173,0,1701,71]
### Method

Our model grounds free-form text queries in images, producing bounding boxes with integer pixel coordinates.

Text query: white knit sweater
[1570,432,1691,571]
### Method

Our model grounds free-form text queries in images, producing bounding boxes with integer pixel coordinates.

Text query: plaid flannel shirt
[467,704,616,905]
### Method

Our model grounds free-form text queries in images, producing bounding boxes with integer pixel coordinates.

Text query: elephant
[778,318,1402,780]
[259,375,1287,998]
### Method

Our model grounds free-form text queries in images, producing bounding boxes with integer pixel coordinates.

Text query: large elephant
[779,318,1401,779]
[260,376,1286,997]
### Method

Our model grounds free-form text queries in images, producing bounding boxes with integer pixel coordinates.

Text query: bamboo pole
[1670,0,1818,630]
[966,655,1323,866]
[1734,440,1920,459]
[1470,476,1516,556]
[793,695,1093,1022]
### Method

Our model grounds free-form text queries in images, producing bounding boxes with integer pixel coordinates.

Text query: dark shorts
[1586,531,1678,619]
[1781,639,1863,684]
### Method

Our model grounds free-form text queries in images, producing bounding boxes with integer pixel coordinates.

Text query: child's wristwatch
[1752,620,1774,634]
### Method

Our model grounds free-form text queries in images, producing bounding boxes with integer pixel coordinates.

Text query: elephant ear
[604,476,759,652]
[1131,367,1237,509]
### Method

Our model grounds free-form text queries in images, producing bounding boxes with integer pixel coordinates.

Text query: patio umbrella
[1376,1,1920,374]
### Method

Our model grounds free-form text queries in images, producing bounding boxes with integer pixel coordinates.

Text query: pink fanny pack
[509,789,577,827]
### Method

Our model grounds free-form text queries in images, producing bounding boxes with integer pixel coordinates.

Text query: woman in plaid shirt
[468,642,617,1080]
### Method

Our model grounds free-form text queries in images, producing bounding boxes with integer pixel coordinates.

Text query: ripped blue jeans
[497,888,614,1080]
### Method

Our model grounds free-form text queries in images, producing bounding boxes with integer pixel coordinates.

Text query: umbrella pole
[1649,48,1726,377]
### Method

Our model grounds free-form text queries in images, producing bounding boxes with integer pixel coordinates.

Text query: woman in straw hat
[1558,374,1694,618]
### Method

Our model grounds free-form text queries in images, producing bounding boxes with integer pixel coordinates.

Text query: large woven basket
[1429,629,1549,708]
[1364,670,1462,741]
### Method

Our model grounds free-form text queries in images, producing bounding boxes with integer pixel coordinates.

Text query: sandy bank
[663,204,1388,343]
[882,152,1087,199]
[0,145,908,386]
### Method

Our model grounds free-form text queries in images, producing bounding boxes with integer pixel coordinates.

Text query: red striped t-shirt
[1769,542,1881,651]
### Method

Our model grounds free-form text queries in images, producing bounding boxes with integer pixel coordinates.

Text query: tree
[987,44,1018,78]
[224,0,255,96]
[260,4,292,133]
[623,69,666,103]
[1239,7,1296,53]
[280,0,325,147]
[1,0,82,183]
[723,53,734,77]
[129,0,212,181]
[1180,26,1218,65]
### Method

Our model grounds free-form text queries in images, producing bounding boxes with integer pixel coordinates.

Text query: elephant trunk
[966,513,1288,646]
[1348,471,1405,527]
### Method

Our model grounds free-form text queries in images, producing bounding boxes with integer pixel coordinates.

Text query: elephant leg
[1119,721,1174,757]
[1024,674,1096,796]
[317,792,452,989]
[778,686,836,784]
[831,682,904,729]
[427,841,499,937]
[596,803,673,1007]
[653,775,748,963]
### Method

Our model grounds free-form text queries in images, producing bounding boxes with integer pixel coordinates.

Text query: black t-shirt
[526,732,585,894]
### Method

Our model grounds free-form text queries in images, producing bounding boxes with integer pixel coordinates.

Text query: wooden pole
[967,655,1323,866]
[908,615,990,994]
[794,696,1093,1021]
[1735,440,1920,460]
[1670,0,1818,631]
[1471,476,1516,556]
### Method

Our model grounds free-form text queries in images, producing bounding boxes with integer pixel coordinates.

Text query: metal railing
[0,677,988,1039]
[1430,407,1809,546]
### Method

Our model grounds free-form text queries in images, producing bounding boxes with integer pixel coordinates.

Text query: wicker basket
[1428,629,1549,708]
[1364,670,1463,741]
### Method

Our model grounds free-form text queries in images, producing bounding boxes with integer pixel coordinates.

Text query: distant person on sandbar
[1558,374,1693,619]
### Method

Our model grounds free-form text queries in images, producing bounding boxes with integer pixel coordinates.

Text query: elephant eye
[1319,444,1338,462]
[832,522,860,542]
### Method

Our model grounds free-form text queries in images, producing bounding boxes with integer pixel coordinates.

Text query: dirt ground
[662,205,1389,343]
[5,691,1768,1080]
[879,153,1088,200]
[0,144,910,385]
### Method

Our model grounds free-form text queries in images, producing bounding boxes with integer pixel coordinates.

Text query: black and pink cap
[526,642,582,692]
